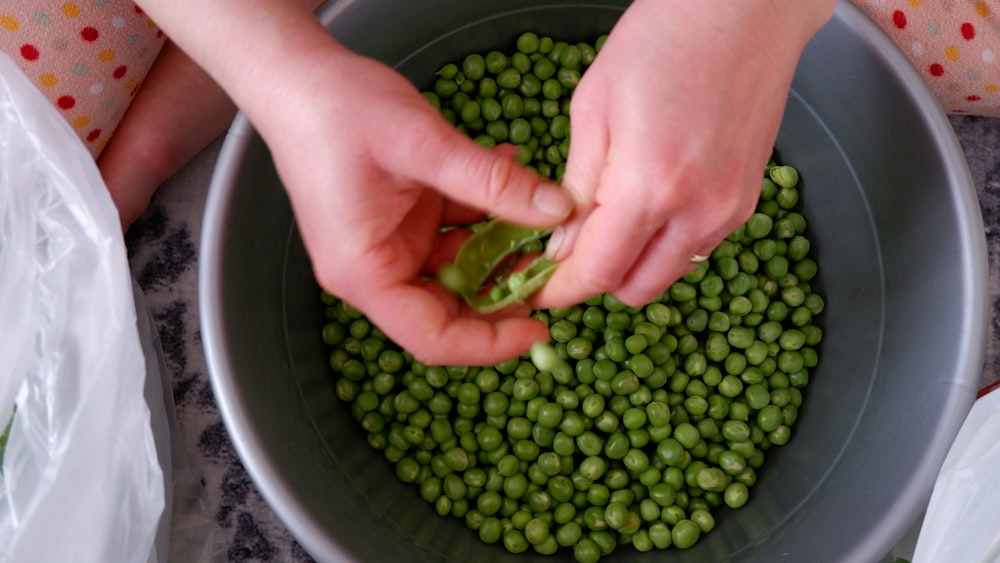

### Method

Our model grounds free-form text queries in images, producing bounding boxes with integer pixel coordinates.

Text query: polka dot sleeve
[854,0,1000,116]
[0,1,166,158]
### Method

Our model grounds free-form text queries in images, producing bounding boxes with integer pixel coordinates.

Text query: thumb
[396,114,574,227]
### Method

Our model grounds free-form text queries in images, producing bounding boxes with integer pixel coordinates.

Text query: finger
[560,81,609,205]
[533,199,652,310]
[387,113,574,228]
[418,278,535,322]
[441,200,486,226]
[610,224,695,306]
[613,198,758,306]
[421,227,473,277]
[356,283,550,366]
[544,202,591,262]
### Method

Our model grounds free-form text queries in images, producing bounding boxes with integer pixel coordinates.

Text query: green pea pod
[438,219,558,313]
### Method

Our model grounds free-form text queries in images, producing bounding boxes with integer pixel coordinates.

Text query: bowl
[199,1,987,561]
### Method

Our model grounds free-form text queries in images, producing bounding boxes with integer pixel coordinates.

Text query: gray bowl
[199,1,987,561]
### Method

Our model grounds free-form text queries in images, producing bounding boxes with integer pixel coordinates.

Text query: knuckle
[483,155,518,208]
[576,260,624,296]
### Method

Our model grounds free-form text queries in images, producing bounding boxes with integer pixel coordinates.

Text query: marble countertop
[125,114,1000,562]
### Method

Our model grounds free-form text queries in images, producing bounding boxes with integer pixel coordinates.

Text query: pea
[517,32,540,54]
[672,519,701,550]
[724,481,750,509]
[503,528,529,554]
[690,509,716,533]
[574,539,602,563]
[504,117,529,144]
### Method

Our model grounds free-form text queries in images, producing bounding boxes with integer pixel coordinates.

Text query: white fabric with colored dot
[0,1,165,157]
[854,0,1000,116]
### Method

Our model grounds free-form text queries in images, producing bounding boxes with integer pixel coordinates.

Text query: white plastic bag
[912,387,1000,562]
[0,53,165,562]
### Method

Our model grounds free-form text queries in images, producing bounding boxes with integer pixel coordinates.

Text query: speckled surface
[125,115,1000,562]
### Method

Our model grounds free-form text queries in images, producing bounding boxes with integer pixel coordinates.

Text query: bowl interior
[200,2,985,562]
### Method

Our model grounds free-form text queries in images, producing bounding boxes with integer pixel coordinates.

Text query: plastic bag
[0,53,165,562]
[911,387,1000,562]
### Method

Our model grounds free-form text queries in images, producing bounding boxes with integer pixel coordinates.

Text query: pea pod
[438,219,558,313]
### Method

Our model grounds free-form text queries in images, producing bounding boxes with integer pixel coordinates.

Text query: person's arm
[132,0,573,365]
[534,0,837,309]
[98,41,238,231]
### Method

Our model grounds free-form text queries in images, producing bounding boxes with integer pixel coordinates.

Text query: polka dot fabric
[854,0,1000,116]
[0,1,166,157]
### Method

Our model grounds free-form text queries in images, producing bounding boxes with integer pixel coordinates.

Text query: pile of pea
[422,31,596,178]
[318,32,824,563]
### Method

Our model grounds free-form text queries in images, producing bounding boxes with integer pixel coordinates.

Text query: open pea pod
[438,219,558,313]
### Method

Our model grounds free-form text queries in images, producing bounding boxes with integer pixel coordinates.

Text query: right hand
[533,0,836,310]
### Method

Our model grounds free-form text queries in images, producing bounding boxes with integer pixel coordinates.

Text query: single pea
[456,382,480,405]
[724,481,750,509]
[765,255,790,280]
[729,296,753,316]
[559,411,586,437]
[769,165,799,188]
[779,329,807,351]
[574,538,602,563]
[533,56,557,80]
[669,282,698,302]
[503,528,529,554]
[611,371,640,395]
[522,96,542,116]
[623,448,650,474]
[537,402,564,428]
[722,419,752,442]
[672,422,700,450]
[745,212,774,239]
[517,31,540,54]
[509,117,532,144]
[557,66,581,89]
[556,520,584,547]
[690,508,716,533]
[757,405,784,432]
[604,432,631,460]
[672,519,701,550]
[727,326,755,349]
[519,73,542,97]
[542,78,563,100]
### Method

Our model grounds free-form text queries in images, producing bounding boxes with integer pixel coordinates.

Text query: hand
[534,0,836,309]
[257,48,573,365]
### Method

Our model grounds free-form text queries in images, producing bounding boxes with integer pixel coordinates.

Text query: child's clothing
[0,1,997,158]
[854,0,1000,116]
[0,2,165,158]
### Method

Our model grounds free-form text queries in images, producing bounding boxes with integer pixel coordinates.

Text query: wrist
[133,0,348,129]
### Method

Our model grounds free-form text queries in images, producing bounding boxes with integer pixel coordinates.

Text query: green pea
[672,519,701,549]
[604,432,630,460]
[724,481,750,509]
[557,67,581,89]
[519,73,542,97]
[574,538,602,563]
[673,422,700,450]
[509,117,531,144]
[757,405,783,432]
[516,32,540,54]
[690,508,716,534]
[537,402,564,428]
[503,528,529,554]
[727,326,755,349]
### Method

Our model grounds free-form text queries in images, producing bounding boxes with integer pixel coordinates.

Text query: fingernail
[533,183,572,218]
[545,226,566,259]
